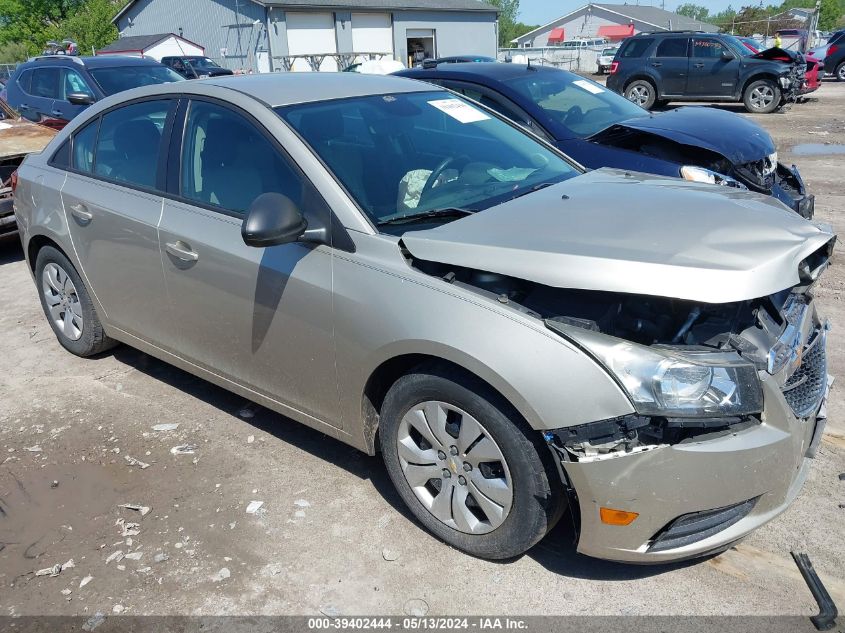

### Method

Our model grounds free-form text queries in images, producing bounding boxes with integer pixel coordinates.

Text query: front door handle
[651,62,662,67]
[693,63,705,68]
[51,109,63,117]
[69,203,93,222]
[165,241,199,263]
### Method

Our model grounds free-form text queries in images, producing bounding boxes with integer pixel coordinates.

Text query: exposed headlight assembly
[680,166,747,189]
[779,76,792,88]
[564,331,763,417]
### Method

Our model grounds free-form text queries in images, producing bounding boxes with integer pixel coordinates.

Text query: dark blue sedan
[395,63,812,217]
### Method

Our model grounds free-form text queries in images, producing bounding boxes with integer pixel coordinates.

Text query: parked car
[422,56,496,68]
[807,29,844,66]
[6,55,183,129]
[596,46,619,74]
[606,31,806,114]
[15,73,834,563]
[824,38,845,81]
[0,100,56,234]
[395,63,814,217]
[160,56,234,79]
[557,38,607,50]
[737,37,823,96]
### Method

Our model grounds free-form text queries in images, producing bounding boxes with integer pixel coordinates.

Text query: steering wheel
[419,155,470,204]
[563,105,585,127]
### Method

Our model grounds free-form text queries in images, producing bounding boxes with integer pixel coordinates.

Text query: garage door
[286,12,338,72]
[351,13,394,55]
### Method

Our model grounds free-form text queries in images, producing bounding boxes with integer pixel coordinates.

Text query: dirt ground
[1,80,845,622]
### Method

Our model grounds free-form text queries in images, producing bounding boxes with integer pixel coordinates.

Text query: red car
[738,37,822,96]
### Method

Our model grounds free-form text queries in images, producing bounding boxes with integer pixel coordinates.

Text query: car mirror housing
[67,92,95,106]
[241,193,308,247]
[721,50,735,61]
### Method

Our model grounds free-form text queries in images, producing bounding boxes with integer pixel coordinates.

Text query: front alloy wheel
[42,262,83,340]
[743,79,781,114]
[397,401,513,534]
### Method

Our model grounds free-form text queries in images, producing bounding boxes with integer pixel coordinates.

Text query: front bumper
[772,163,814,219]
[558,373,829,563]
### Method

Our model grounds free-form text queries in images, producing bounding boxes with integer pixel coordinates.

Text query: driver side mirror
[242,193,308,247]
[721,49,735,61]
[67,92,95,106]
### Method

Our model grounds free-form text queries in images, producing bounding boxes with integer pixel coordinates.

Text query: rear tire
[836,62,845,82]
[35,246,117,357]
[743,79,781,114]
[379,364,564,560]
[624,79,657,109]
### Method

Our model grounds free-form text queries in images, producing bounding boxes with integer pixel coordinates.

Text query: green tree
[676,3,710,20]
[0,41,29,63]
[44,0,119,55]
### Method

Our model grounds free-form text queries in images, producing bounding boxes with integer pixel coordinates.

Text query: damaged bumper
[772,163,814,219]
[557,376,828,563]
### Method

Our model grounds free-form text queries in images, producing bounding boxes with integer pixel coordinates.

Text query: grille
[648,497,758,553]
[782,330,827,418]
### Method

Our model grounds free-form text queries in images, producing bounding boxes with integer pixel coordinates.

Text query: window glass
[620,38,653,58]
[656,38,688,57]
[62,69,93,99]
[692,38,729,58]
[31,68,60,99]
[93,100,170,188]
[72,119,98,173]
[88,65,182,96]
[278,91,578,231]
[16,69,32,94]
[51,139,70,168]
[181,101,304,214]
[446,83,526,124]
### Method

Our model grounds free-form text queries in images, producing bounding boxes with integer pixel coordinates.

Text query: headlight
[572,334,763,417]
[680,166,747,189]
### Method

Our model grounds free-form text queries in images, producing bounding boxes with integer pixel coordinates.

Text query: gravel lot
[1,80,844,622]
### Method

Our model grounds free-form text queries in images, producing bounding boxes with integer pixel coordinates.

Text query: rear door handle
[69,203,93,222]
[19,103,29,110]
[51,109,63,117]
[651,62,662,67]
[165,241,199,263]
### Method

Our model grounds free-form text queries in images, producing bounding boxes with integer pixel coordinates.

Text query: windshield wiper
[377,207,477,226]
[507,182,556,202]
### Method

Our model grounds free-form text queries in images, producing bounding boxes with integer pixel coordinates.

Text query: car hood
[593,107,775,165]
[400,169,834,304]
[0,117,56,160]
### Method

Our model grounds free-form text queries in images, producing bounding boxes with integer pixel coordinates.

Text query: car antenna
[527,57,537,71]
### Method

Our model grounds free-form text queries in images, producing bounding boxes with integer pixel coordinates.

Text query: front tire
[836,62,845,82]
[35,246,116,357]
[379,364,564,560]
[743,79,781,113]
[624,80,657,109]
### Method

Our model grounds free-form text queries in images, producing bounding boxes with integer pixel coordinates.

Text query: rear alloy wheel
[379,365,564,560]
[624,80,657,109]
[837,62,845,82]
[35,246,116,357]
[743,79,781,114]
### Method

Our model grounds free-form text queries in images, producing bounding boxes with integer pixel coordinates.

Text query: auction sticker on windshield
[572,79,605,94]
[428,99,490,123]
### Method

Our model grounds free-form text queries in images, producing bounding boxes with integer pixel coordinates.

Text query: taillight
[829,44,839,57]
[10,170,18,193]
[610,61,619,74]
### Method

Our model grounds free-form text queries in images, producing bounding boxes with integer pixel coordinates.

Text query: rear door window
[620,38,654,58]
[656,38,689,57]
[92,100,171,189]
[30,68,60,99]
[16,69,32,94]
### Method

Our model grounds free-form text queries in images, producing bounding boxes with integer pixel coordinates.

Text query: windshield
[277,91,579,232]
[503,72,646,139]
[721,35,757,56]
[186,58,221,69]
[601,48,617,56]
[89,65,183,95]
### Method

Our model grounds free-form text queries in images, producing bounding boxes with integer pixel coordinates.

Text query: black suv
[160,56,233,79]
[607,31,805,113]
[6,55,182,129]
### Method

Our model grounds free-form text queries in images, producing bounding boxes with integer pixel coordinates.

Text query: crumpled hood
[0,118,56,160]
[595,106,775,165]
[401,169,834,304]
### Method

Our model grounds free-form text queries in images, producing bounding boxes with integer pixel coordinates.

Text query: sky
[516,1,741,26]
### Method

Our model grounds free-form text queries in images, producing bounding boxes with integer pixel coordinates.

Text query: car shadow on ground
[0,233,24,265]
[109,343,695,582]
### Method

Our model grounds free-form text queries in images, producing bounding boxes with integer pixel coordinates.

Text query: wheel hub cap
[396,401,513,535]
[42,262,83,341]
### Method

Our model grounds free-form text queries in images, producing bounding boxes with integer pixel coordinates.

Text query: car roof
[18,55,165,71]
[201,72,436,107]
[398,62,571,83]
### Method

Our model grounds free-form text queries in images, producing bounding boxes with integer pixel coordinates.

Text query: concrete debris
[35,559,74,577]
[153,552,169,563]
[404,598,429,617]
[382,548,399,562]
[152,423,180,431]
[294,510,306,518]
[82,613,105,631]
[24,445,42,452]
[170,444,196,455]
[61,589,72,596]
[124,551,144,561]
[294,499,311,508]
[247,435,255,444]
[119,503,151,517]
[246,500,264,514]
[124,455,150,469]
[116,564,125,571]
[320,605,342,617]
[112,605,124,614]
[116,518,140,537]
[137,567,151,573]
[51,480,59,488]
[105,551,124,564]
[210,567,231,582]
[79,576,93,589]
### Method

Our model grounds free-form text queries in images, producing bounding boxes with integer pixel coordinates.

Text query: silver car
[14,73,835,563]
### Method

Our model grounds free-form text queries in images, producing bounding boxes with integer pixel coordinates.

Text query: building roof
[114,0,497,23]
[512,2,718,43]
[98,33,171,53]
